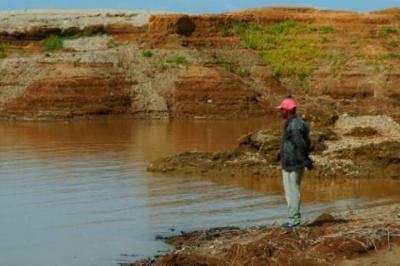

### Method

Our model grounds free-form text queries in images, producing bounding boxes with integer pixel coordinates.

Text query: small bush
[221,62,233,72]
[159,54,189,71]
[378,26,397,37]
[235,68,251,77]
[319,25,334,34]
[167,55,188,65]
[159,63,169,71]
[43,35,63,51]
[142,49,153,58]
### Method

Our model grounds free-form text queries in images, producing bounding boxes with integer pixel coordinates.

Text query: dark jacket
[280,115,313,171]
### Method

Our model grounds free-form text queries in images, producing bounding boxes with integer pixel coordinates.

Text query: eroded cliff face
[0,8,399,120]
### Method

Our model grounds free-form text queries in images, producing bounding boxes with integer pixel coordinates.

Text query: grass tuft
[159,54,189,71]
[167,55,188,65]
[43,35,64,51]
[378,26,397,37]
[142,49,153,58]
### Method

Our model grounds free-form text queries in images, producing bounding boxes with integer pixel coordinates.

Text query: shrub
[142,49,153,58]
[43,35,63,51]
[167,55,188,65]
[221,62,233,72]
[159,63,169,71]
[159,54,189,71]
[235,68,251,77]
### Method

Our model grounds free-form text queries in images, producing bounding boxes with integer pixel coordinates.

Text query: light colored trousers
[282,168,304,225]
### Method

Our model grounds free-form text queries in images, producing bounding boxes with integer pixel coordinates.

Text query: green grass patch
[43,32,104,52]
[233,21,320,80]
[159,54,189,71]
[221,62,233,72]
[264,21,302,34]
[378,26,398,37]
[166,55,188,65]
[142,49,153,58]
[235,67,251,77]
[43,35,64,51]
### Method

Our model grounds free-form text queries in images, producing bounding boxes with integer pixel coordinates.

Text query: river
[0,118,399,265]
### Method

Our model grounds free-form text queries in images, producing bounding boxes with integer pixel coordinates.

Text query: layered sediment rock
[171,66,267,117]
[3,62,132,119]
[0,8,399,120]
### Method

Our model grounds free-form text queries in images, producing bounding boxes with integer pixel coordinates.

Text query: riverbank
[148,114,400,180]
[129,203,400,265]
[1,8,400,120]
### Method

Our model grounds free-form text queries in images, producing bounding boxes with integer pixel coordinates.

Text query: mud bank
[128,203,400,266]
[148,114,400,180]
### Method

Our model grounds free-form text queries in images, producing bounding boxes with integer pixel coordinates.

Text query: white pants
[282,168,304,225]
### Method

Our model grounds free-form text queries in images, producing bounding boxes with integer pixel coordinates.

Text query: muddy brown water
[0,118,399,266]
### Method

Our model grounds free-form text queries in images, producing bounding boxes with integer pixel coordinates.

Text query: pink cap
[276,98,297,111]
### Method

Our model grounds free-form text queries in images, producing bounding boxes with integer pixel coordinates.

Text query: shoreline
[129,203,400,266]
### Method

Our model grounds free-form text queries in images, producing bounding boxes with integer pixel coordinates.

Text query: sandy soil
[0,9,171,32]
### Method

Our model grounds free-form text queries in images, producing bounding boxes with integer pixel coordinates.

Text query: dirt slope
[0,7,399,120]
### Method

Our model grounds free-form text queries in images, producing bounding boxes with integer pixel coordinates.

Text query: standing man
[277,97,313,230]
